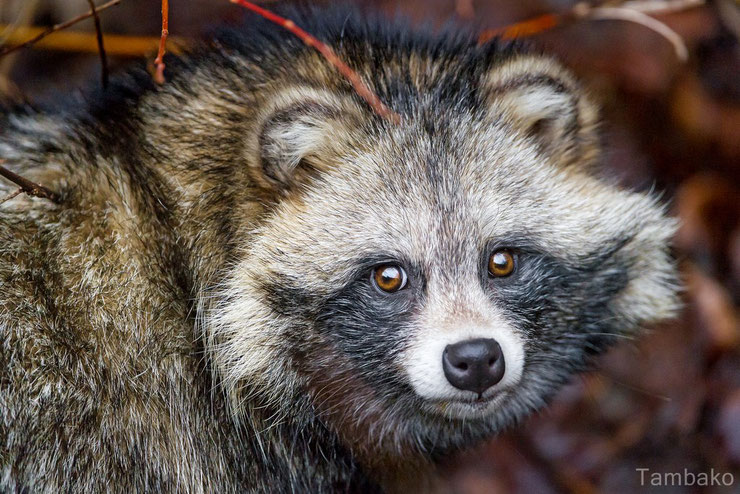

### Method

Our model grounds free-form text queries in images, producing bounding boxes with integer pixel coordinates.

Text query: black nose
[443,338,505,395]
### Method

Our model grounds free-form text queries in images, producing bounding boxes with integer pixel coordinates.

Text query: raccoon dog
[0,5,678,493]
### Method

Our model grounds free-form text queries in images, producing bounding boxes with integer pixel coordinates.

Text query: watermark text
[637,468,735,487]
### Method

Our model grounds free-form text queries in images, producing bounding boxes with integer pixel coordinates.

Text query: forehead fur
[250,117,664,279]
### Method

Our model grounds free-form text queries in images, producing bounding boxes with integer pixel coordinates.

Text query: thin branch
[620,0,704,14]
[478,13,561,43]
[86,0,109,88]
[0,0,121,59]
[584,6,690,61]
[0,25,188,57]
[477,0,700,62]
[0,163,60,203]
[0,188,22,205]
[230,0,401,124]
[153,0,169,84]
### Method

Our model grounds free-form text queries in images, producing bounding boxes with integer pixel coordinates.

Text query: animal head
[205,34,678,459]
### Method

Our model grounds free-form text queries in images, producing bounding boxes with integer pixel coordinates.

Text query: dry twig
[153,0,169,84]
[230,0,401,124]
[478,13,560,42]
[86,0,109,88]
[0,0,121,59]
[0,25,188,57]
[0,188,22,205]
[583,4,690,61]
[478,0,702,62]
[0,163,60,204]
[620,0,704,14]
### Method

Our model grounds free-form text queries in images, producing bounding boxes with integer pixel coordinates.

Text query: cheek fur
[494,250,631,373]
[314,279,415,392]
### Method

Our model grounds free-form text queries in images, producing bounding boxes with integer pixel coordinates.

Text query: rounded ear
[247,88,365,191]
[483,56,600,168]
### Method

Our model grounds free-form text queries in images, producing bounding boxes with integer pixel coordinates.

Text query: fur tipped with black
[0,4,678,493]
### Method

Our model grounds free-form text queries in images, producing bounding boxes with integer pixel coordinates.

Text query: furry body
[0,6,678,493]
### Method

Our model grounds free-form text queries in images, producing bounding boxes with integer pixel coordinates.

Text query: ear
[483,56,600,168]
[248,88,365,191]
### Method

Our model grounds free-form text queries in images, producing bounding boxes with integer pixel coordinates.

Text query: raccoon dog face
[209,54,678,455]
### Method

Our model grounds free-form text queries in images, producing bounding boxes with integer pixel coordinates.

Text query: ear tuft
[484,56,600,168]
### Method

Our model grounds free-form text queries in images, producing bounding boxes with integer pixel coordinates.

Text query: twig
[583,6,689,61]
[0,188,22,205]
[0,163,60,203]
[620,0,704,14]
[0,0,121,59]
[153,0,169,84]
[0,25,188,57]
[86,0,109,88]
[478,13,561,43]
[477,0,701,62]
[230,0,401,124]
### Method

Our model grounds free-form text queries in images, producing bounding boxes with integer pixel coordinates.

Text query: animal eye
[488,250,516,277]
[372,264,408,293]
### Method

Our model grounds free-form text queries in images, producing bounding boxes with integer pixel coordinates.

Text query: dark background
[1,1,738,492]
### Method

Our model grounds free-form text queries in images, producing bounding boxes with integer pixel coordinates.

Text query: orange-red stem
[230,0,400,124]
[154,0,169,84]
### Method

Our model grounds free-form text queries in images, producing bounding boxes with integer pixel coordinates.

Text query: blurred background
[1,0,738,492]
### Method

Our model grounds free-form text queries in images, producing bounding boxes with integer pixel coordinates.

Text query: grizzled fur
[0,5,678,493]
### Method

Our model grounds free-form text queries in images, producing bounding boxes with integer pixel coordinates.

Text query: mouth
[427,388,511,417]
